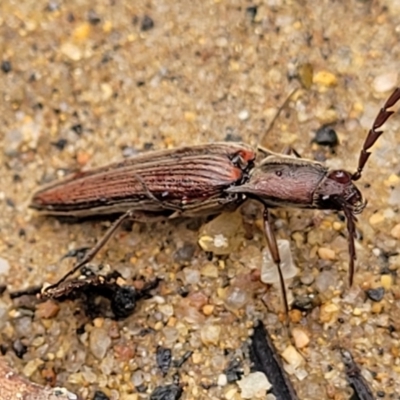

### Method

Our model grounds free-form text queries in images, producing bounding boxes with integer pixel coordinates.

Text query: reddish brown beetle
[30,88,400,313]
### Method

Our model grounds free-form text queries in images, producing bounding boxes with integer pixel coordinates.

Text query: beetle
[30,88,400,313]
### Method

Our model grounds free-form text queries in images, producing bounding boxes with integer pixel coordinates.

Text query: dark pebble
[156,346,172,375]
[245,6,258,21]
[71,123,83,135]
[174,242,196,263]
[93,391,110,400]
[0,343,8,355]
[1,60,12,73]
[312,125,339,147]
[141,15,154,31]
[87,9,101,25]
[224,359,243,383]
[51,138,68,150]
[366,286,385,302]
[150,384,183,400]
[292,295,316,311]
[12,339,27,358]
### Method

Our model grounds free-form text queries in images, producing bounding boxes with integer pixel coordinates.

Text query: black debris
[341,349,375,400]
[250,321,299,400]
[110,286,137,319]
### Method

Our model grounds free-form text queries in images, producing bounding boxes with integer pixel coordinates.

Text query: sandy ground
[1,0,400,399]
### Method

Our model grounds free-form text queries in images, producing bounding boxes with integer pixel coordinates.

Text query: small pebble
[281,345,304,369]
[381,275,393,290]
[89,328,111,360]
[315,270,336,293]
[131,370,144,387]
[0,257,10,275]
[369,212,385,225]
[289,309,303,323]
[174,242,196,262]
[237,371,271,399]
[300,272,314,286]
[333,221,342,231]
[371,301,384,314]
[60,42,82,61]
[23,358,44,377]
[238,110,250,121]
[224,387,238,400]
[352,307,362,316]
[313,70,337,87]
[217,373,228,386]
[183,268,200,285]
[35,301,60,319]
[366,287,385,302]
[373,71,398,93]
[200,324,221,346]
[317,247,336,261]
[261,240,298,283]
[192,352,202,364]
[201,263,219,278]
[202,304,214,316]
[291,327,310,349]
[390,223,400,240]
[319,302,339,323]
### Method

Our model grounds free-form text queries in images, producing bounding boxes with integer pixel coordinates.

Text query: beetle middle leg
[262,207,289,316]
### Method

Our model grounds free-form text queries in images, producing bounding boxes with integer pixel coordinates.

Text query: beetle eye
[329,170,351,184]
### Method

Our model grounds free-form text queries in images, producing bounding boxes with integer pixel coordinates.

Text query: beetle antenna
[352,88,400,181]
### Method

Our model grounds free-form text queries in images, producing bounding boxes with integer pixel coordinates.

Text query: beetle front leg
[262,207,289,316]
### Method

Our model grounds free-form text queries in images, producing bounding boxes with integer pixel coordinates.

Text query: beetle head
[314,169,365,214]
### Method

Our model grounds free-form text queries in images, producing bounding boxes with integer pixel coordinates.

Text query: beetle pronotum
[30,88,400,313]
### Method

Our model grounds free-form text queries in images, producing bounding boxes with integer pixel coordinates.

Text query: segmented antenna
[352,88,400,181]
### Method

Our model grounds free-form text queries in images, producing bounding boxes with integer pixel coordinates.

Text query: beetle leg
[42,209,154,295]
[262,207,289,316]
[342,206,357,286]
[281,146,302,158]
